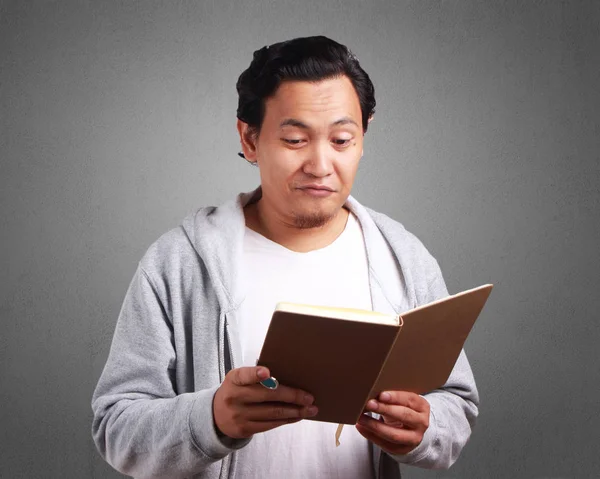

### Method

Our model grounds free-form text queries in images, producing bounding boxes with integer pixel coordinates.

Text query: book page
[275,302,399,325]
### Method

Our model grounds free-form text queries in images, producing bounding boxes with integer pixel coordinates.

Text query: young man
[92,36,479,478]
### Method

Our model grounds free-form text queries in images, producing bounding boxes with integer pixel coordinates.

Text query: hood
[181,188,262,312]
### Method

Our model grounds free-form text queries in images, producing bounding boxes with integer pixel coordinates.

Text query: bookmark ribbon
[335,423,344,447]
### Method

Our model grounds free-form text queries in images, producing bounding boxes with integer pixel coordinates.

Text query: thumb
[229,366,271,387]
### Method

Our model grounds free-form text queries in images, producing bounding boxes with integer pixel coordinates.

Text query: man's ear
[362,114,374,136]
[362,115,374,156]
[237,119,258,163]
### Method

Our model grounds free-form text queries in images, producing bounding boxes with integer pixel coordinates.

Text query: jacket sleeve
[385,259,480,470]
[91,266,250,479]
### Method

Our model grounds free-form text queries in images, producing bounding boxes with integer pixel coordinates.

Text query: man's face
[243,76,365,228]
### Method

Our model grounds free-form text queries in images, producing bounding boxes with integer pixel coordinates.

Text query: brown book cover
[257,284,493,425]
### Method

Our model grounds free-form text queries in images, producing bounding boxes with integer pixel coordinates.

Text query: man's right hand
[213,366,318,439]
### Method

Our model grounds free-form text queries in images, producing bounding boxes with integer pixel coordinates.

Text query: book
[257,284,493,426]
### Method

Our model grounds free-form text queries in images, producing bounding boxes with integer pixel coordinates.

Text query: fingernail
[257,368,269,380]
[367,399,378,410]
[303,394,314,405]
[380,392,391,402]
[306,406,318,416]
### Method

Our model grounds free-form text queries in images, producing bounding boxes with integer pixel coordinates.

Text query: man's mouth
[297,184,336,197]
[298,184,335,192]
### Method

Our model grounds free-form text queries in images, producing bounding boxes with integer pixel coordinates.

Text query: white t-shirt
[234,211,375,479]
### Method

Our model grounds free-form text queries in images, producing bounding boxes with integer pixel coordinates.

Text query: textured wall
[1,1,598,478]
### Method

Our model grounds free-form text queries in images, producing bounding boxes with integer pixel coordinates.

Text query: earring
[239,152,258,166]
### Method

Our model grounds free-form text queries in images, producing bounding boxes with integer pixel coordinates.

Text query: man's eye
[333,139,351,146]
[283,139,304,145]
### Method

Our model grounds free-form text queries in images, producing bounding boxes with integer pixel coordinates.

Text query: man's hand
[355,391,430,455]
[213,366,318,439]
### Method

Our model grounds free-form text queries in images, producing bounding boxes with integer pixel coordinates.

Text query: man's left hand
[355,391,430,455]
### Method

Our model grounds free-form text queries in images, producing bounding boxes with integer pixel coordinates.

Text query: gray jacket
[92,189,479,479]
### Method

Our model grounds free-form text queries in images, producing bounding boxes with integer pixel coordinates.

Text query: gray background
[1,1,598,478]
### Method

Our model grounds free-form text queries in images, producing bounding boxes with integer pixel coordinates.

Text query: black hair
[236,36,376,135]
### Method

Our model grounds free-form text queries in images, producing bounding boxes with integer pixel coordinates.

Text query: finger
[355,423,416,456]
[229,366,271,387]
[246,402,319,421]
[357,414,422,449]
[364,400,424,428]
[242,383,315,407]
[378,391,429,413]
[264,384,315,406]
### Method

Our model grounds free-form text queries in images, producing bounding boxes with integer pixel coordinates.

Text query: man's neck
[244,201,350,253]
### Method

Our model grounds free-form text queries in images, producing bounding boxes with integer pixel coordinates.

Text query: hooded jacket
[92,189,479,479]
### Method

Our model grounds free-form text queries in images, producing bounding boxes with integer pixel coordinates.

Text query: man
[92,36,478,478]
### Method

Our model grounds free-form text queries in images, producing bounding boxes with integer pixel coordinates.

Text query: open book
[257,284,493,427]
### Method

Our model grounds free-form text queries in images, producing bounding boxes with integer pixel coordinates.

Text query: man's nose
[302,142,334,177]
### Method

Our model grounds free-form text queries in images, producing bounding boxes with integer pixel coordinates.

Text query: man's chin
[286,193,349,229]
[292,213,333,229]
[291,204,344,229]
